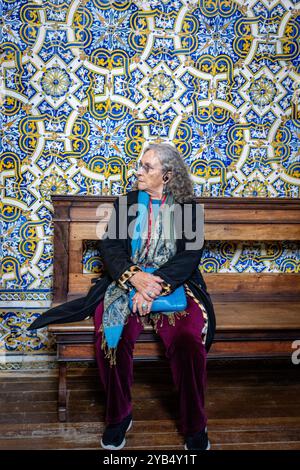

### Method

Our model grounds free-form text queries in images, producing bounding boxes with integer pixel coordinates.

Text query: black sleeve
[152,201,205,290]
[98,197,141,282]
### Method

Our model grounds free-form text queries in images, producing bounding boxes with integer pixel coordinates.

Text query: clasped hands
[129,271,165,316]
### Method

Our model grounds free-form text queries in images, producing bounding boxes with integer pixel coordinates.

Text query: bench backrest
[51,196,300,305]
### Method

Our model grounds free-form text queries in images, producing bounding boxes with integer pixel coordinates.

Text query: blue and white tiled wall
[1,0,299,367]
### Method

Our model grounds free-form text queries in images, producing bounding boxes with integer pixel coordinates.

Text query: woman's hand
[131,291,153,316]
[129,271,164,302]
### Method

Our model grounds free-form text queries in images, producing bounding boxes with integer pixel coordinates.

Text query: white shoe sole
[100,419,132,450]
[184,439,211,451]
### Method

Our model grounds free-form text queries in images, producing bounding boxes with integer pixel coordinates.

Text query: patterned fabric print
[103,281,130,328]
[159,281,173,295]
[184,284,209,347]
[131,194,177,268]
[117,265,143,291]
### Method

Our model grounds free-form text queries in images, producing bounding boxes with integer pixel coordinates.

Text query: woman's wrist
[117,265,142,291]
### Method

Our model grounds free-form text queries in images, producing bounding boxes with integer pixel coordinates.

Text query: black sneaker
[184,426,211,450]
[100,413,133,450]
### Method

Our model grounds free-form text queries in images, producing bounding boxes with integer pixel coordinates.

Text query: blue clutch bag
[128,266,187,313]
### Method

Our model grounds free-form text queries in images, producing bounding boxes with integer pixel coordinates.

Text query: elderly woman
[28,143,216,451]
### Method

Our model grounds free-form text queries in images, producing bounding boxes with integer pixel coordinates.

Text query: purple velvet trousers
[94,294,208,437]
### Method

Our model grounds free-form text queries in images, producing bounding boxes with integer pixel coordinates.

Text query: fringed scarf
[100,190,178,366]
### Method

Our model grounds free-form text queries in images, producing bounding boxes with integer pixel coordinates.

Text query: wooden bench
[48,196,300,421]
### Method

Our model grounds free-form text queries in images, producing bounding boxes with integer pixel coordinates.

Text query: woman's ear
[163,170,172,183]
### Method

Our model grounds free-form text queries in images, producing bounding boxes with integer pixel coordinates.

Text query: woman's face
[136,150,165,195]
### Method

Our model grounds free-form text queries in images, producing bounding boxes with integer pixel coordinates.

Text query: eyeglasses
[136,161,155,174]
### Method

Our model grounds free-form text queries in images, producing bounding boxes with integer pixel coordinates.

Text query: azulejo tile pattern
[0,0,299,361]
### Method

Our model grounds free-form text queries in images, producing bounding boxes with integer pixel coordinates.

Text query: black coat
[28,190,216,352]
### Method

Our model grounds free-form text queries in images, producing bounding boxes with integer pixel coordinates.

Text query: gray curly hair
[132,143,195,203]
